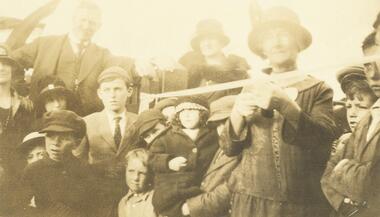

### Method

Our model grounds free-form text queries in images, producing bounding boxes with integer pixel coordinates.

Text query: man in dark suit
[11,1,136,115]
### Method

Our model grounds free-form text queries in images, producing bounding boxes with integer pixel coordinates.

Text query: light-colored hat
[248,7,312,59]
[208,95,236,122]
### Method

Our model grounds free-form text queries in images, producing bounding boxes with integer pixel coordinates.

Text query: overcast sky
[1,0,379,98]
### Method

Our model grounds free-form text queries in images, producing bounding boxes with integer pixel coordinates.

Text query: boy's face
[346,93,375,131]
[142,122,166,145]
[44,96,68,112]
[126,158,148,194]
[179,109,200,129]
[27,146,46,165]
[45,131,77,162]
[363,46,380,97]
[97,79,132,113]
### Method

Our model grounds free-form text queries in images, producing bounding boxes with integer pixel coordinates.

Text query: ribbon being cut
[139,54,380,112]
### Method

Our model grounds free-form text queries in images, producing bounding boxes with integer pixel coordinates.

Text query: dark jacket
[221,76,336,215]
[179,52,249,103]
[18,155,98,217]
[321,112,380,216]
[11,35,137,115]
[149,126,219,217]
[186,148,241,217]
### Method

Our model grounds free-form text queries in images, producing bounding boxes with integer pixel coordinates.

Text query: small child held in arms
[149,96,219,217]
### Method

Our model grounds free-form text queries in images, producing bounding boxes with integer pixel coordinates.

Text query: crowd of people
[0,0,380,217]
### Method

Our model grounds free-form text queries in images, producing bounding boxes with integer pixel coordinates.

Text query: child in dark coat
[149,96,219,217]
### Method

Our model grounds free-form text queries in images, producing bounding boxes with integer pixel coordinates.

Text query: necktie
[114,116,122,147]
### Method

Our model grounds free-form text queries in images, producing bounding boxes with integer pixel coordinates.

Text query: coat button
[192,148,197,153]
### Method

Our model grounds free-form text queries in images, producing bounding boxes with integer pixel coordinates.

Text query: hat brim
[39,125,76,134]
[18,137,45,153]
[191,33,230,51]
[248,20,312,58]
[208,111,230,123]
[0,56,20,69]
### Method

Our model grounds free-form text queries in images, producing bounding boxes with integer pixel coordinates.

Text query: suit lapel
[355,114,372,158]
[98,110,116,150]
[77,43,102,82]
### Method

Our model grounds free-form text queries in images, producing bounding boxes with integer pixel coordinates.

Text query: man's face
[346,93,375,131]
[0,62,12,84]
[44,96,68,112]
[126,158,149,194]
[142,122,166,144]
[27,146,46,165]
[97,79,132,113]
[45,131,77,162]
[72,8,101,42]
[261,28,299,68]
[199,36,224,58]
[364,46,380,97]
[179,109,201,129]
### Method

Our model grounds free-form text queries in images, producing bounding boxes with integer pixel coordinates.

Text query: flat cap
[97,66,134,86]
[40,110,86,138]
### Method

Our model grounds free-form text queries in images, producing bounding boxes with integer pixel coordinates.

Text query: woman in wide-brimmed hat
[179,19,250,103]
[34,75,82,118]
[224,6,336,217]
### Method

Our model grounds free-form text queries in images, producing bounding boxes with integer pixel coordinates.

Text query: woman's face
[126,158,149,194]
[44,97,68,112]
[346,93,376,131]
[179,109,200,129]
[199,36,223,57]
[27,146,46,164]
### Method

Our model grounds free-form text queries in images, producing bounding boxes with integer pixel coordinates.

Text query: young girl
[149,96,219,217]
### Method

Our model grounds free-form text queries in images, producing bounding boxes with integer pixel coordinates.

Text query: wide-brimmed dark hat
[35,76,80,116]
[134,109,166,137]
[248,7,312,59]
[191,19,230,51]
[40,110,86,138]
[0,44,20,69]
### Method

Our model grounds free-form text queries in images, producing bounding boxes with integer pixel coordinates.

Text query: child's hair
[124,148,153,187]
[125,148,149,167]
[172,109,209,128]
[342,78,377,102]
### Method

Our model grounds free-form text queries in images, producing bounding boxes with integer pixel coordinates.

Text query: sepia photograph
[0,0,380,216]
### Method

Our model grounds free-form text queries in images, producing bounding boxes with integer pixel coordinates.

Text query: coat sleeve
[11,37,41,69]
[149,137,172,173]
[322,132,373,204]
[186,182,231,217]
[220,120,249,157]
[283,82,337,148]
[321,135,352,210]
[327,159,375,203]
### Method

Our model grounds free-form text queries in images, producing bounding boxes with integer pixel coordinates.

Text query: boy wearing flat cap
[320,32,380,217]
[77,66,137,164]
[222,6,336,217]
[18,110,96,217]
